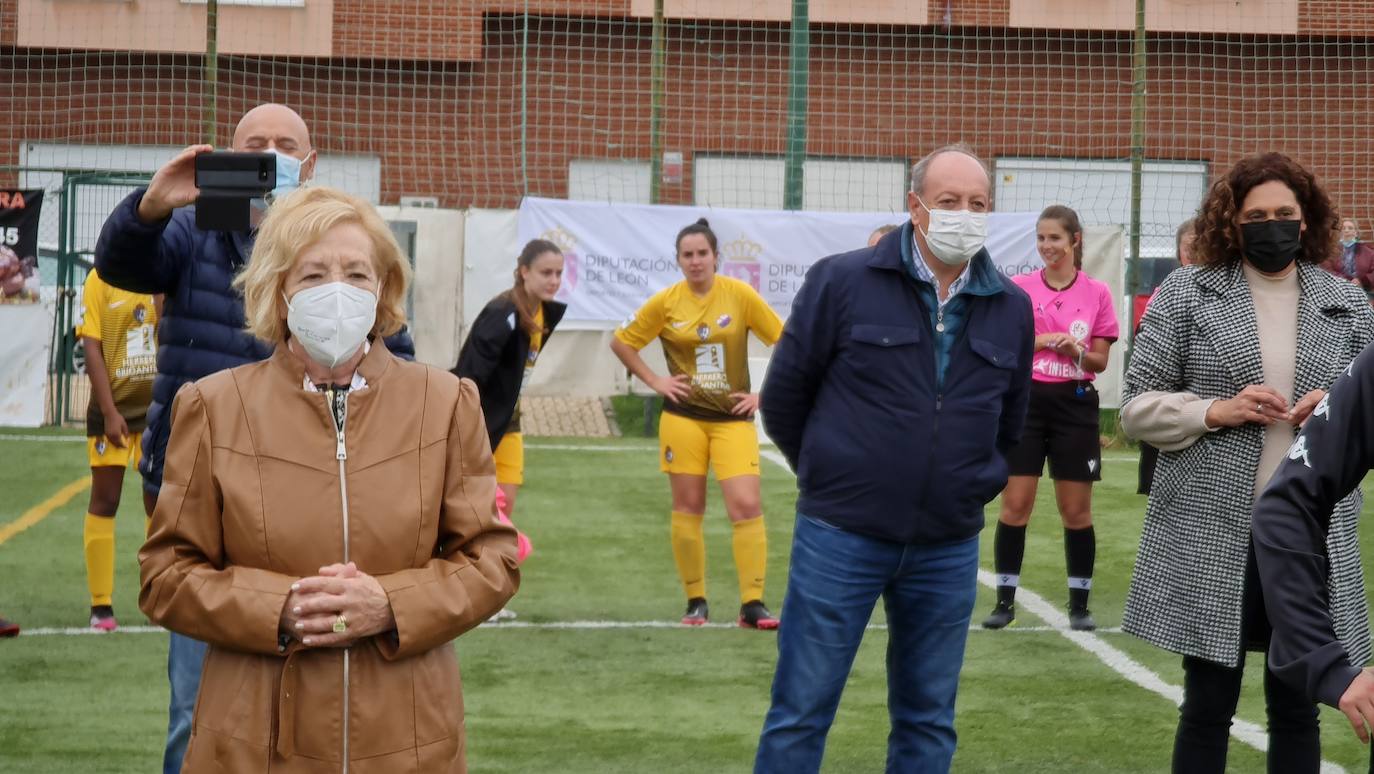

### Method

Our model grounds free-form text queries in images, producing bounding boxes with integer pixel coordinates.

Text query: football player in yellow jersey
[611,218,784,629]
[76,269,160,632]
[455,238,567,517]
[454,239,566,622]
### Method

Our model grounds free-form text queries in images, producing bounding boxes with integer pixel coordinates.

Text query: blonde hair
[235,186,411,343]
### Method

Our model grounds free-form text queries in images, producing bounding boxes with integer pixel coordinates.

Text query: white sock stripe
[1068,577,1093,590]
[996,574,1020,588]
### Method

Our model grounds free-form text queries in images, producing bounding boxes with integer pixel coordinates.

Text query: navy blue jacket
[761,225,1034,544]
[95,189,415,494]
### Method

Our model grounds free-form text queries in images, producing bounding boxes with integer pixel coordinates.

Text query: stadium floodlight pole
[782,0,810,210]
[649,0,665,204]
[1125,0,1147,368]
[203,0,219,146]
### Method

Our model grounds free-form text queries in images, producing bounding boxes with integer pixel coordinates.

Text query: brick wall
[3,16,1374,225]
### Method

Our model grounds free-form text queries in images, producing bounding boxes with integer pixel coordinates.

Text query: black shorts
[1005,380,1102,482]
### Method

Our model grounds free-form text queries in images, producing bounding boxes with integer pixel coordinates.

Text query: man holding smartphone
[94,103,414,774]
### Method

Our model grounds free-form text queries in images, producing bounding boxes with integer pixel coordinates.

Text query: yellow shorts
[493,432,524,486]
[658,412,760,481]
[87,433,143,469]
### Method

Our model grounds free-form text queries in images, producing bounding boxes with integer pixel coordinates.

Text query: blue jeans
[162,632,207,774]
[755,514,979,774]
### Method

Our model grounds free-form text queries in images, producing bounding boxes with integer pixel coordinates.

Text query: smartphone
[194,151,276,231]
[194,151,276,191]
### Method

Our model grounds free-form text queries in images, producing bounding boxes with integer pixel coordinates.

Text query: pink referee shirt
[1013,268,1120,383]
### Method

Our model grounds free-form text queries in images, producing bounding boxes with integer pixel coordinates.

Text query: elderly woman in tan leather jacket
[139,185,519,773]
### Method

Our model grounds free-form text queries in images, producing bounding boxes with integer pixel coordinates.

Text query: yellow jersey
[76,270,158,436]
[508,305,543,433]
[615,276,782,421]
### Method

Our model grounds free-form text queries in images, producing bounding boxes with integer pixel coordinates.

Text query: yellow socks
[732,516,767,604]
[670,511,707,599]
[84,513,116,607]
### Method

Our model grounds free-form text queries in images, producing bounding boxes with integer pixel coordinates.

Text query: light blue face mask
[266,148,307,202]
[1342,237,1358,249]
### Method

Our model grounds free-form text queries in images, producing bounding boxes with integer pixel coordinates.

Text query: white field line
[14,621,1109,637]
[0,435,1145,465]
[757,447,1344,774]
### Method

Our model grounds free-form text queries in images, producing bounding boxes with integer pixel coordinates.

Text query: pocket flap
[969,337,1017,369]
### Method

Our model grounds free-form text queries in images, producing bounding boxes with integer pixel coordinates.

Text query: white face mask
[917,197,989,266]
[284,282,378,368]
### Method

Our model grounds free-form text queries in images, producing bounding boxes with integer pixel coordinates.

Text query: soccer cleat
[0,617,18,638]
[681,597,709,626]
[738,600,779,630]
[981,603,1015,630]
[488,607,518,623]
[1068,607,1096,632]
[90,606,118,633]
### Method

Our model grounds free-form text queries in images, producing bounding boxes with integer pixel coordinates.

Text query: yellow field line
[0,476,92,547]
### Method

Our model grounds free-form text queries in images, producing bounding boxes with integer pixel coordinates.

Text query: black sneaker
[1068,607,1096,631]
[681,597,709,626]
[738,600,779,630]
[981,603,1015,630]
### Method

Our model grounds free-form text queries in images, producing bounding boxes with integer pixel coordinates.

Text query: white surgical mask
[917,197,989,266]
[284,282,377,368]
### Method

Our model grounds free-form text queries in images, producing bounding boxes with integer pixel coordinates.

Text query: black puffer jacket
[453,293,566,450]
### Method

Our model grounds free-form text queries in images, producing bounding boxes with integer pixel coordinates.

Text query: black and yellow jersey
[76,270,158,436]
[615,275,783,421]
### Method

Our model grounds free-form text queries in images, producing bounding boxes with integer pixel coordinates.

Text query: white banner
[0,304,52,426]
[517,197,1042,322]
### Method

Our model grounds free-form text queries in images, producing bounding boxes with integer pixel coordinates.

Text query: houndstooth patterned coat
[1122,260,1374,667]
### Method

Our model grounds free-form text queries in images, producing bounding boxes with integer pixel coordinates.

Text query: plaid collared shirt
[909,231,969,309]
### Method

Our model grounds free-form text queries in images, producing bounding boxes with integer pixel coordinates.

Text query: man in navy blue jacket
[754,146,1033,773]
[95,103,414,774]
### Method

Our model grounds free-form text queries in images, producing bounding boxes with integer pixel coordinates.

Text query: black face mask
[1240,219,1302,273]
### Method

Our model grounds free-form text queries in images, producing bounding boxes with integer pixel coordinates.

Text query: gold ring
[332,614,348,634]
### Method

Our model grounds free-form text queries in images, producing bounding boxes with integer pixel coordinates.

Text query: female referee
[454,238,566,519]
[610,218,783,629]
[982,204,1118,632]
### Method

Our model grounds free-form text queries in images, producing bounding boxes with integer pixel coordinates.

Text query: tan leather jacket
[139,341,519,773]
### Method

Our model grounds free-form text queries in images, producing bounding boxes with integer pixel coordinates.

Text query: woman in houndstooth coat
[1121,152,1374,774]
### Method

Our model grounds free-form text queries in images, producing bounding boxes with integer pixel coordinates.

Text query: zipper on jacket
[324,386,351,774]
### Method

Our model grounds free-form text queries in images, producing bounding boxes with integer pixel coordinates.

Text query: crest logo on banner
[540,226,579,303]
[720,236,763,291]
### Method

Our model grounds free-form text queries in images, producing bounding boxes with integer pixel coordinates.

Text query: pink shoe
[89,609,117,633]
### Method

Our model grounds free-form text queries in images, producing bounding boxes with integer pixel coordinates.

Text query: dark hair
[1175,217,1195,263]
[508,238,561,337]
[1038,204,1084,269]
[1192,152,1338,268]
[675,218,719,256]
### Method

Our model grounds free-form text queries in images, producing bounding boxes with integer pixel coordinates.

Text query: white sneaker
[489,607,517,622]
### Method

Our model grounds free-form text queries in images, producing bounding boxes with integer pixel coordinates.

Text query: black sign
[0,189,44,304]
